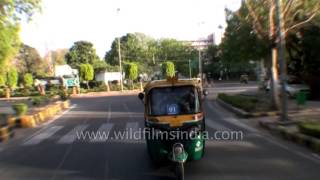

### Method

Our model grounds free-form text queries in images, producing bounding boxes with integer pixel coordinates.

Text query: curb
[216,97,280,118]
[0,125,14,142]
[7,100,70,128]
[259,121,320,153]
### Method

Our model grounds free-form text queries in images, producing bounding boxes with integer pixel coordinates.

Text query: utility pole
[275,0,288,121]
[188,59,192,78]
[198,50,202,80]
[118,37,123,92]
[117,8,123,92]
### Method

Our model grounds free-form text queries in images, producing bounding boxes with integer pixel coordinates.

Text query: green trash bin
[296,91,307,106]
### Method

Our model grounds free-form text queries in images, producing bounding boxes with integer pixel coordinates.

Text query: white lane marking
[207,101,258,133]
[125,122,139,133]
[206,140,258,149]
[57,125,88,144]
[23,126,63,146]
[209,101,320,164]
[107,104,111,122]
[23,104,77,143]
[91,123,114,142]
[40,104,77,127]
[206,118,232,131]
[109,139,145,144]
[262,134,320,164]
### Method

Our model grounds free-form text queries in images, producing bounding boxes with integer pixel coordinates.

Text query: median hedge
[218,93,258,112]
[298,121,320,139]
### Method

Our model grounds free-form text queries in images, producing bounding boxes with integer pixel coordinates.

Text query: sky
[20,0,241,58]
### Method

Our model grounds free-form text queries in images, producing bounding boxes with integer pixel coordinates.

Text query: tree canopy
[14,44,44,75]
[65,41,99,68]
[0,0,41,67]
[104,33,197,77]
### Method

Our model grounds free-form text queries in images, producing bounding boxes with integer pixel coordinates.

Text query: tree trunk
[269,0,281,109]
[271,48,281,109]
[86,82,90,90]
[5,87,10,99]
[106,82,110,92]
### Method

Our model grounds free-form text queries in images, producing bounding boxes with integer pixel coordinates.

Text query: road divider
[0,125,14,142]
[259,120,320,153]
[7,100,70,128]
[216,97,280,118]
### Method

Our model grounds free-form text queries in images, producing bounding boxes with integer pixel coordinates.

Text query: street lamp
[197,21,205,85]
[116,8,123,92]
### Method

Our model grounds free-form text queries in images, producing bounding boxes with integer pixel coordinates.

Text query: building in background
[184,33,215,50]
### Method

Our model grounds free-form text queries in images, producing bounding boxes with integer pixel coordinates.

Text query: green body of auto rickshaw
[138,77,207,180]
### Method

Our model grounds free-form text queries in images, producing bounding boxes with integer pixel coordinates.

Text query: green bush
[12,103,28,116]
[7,68,18,89]
[218,93,258,112]
[58,90,70,101]
[298,122,320,138]
[161,61,175,78]
[23,73,33,88]
[31,96,49,106]
[0,74,6,87]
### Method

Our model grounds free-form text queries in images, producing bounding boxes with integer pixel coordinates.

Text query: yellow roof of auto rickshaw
[144,78,202,91]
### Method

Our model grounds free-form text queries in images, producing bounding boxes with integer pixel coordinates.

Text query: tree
[93,60,108,73]
[15,44,43,75]
[23,73,33,88]
[161,61,175,78]
[127,63,138,81]
[223,0,320,109]
[45,49,68,65]
[104,33,157,65]
[124,63,138,89]
[65,41,99,68]
[0,0,41,67]
[79,64,94,89]
[0,74,6,87]
[3,68,19,98]
[7,68,18,89]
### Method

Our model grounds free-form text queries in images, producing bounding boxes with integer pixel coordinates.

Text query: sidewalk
[257,101,320,153]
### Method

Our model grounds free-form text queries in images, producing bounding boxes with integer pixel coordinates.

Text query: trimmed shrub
[218,93,258,112]
[161,61,175,78]
[23,73,34,88]
[7,68,18,89]
[58,90,70,101]
[31,96,49,106]
[12,103,28,116]
[298,122,320,138]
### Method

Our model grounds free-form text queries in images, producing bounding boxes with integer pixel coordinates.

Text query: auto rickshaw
[138,77,207,180]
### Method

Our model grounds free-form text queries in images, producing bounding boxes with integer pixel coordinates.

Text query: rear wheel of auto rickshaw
[175,162,184,180]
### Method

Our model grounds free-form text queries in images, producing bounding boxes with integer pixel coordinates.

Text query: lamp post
[197,21,205,85]
[275,0,288,121]
[116,8,123,92]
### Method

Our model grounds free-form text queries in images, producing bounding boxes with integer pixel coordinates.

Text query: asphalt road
[0,83,320,180]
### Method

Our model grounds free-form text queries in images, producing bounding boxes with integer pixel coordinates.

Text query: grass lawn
[218,93,274,113]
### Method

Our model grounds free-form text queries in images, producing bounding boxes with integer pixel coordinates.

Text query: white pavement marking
[40,104,77,127]
[126,122,140,133]
[23,104,77,143]
[207,101,258,133]
[91,123,114,142]
[206,118,232,131]
[23,126,63,146]
[107,104,111,122]
[211,99,320,164]
[57,125,88,144]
